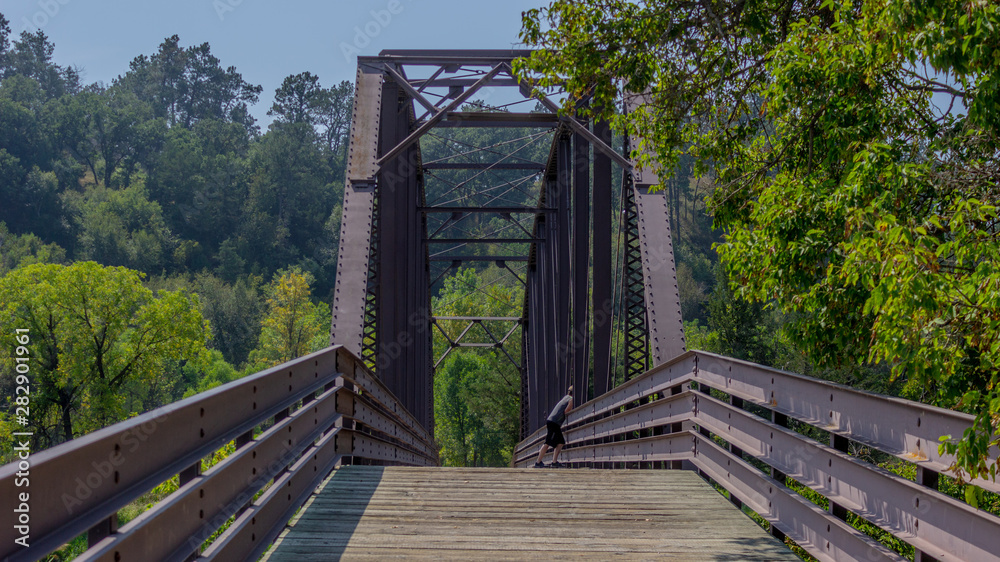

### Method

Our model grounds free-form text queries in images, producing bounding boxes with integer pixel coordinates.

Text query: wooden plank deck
[262,465,796,561]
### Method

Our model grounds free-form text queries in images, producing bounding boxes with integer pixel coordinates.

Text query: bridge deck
[262,465,795,560]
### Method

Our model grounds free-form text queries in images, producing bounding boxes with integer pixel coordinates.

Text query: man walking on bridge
[534,386,573,468]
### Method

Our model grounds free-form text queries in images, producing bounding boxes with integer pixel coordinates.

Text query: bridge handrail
[513,350,1000,562]
[0,345,436,561]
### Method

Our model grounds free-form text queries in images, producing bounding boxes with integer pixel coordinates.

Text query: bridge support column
[592,117,613,398]
[571,124,591,402]
[374,78,432,431]
[524,130,575,433]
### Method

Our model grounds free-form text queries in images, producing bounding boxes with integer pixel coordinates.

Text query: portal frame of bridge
[329,49,686,439]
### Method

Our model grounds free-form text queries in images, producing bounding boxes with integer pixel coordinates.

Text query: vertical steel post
[571,126,591,400]
[555,130,573,405]
[915,467,941,562]
[592,118,613,397]
[331,66,383,357]
[829,434,850,520]
[375,78,432,430]
[622,167,649,380]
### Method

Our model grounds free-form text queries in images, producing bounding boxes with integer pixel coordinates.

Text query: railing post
[770,411,788,485]
[235,429,254,449]
[914,467,941,562]
[670,382,684,434]
[176,461,203,560]
[87,513,118,548]
[234,429,255,515]
[179,462,201,486]
[697,384,713,438]
[729,395,745,459]
[829,433,849,520]
[768,408,789,543]
[724,395,745,509]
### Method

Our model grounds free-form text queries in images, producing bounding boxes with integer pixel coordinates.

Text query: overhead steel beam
[378,48,534,58]
[425,238,539,244]
[519,78,634,171]
[410,78,523,88]
[440,111,559,124]
[434,316,522,321]
[420,206,553,213]
[376,63,505,169]
[432,120,557,129]
[427,255,529,262]
[423,162,545,170]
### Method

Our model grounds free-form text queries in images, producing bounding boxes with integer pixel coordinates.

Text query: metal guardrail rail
[513,350,1000,562]
[0,345,436,562]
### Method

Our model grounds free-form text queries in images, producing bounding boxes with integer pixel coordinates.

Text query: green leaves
[431,268,522,466]
[0,261,209,444]
[519,0,1000,483]
[245,268,329,370]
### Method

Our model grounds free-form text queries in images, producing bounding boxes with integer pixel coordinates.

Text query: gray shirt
[547,394,572,425]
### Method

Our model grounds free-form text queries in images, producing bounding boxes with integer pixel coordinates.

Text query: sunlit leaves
[518,0,1000,482]
[0,261,210,444]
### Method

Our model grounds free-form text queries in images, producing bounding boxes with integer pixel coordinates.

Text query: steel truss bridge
[2,50,998,561]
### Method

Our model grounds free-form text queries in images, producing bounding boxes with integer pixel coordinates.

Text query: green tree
[705,265,779,366]
[2,28,79,98]
[0,14,9,72]
[316,80,353,168]
[239,121,338,288]
[0,74,66,236]
[432,268,521,466]
[120,35,261,131]
[246,268,329,370]
[145,119,251,251]
[57,85,165,188]
[0,261,210,447]
[269,71,325,125]
[518,0,1000,481]
[63,181,175,272]
[191,272,264,367]
[0,221,66,275]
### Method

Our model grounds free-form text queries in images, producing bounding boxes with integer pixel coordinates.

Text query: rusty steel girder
[329,50,686,438]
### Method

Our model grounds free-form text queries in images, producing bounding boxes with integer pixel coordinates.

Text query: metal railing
[0,345,436,561]
[513,350,1000,562]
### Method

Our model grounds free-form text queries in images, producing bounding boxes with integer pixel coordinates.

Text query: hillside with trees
[0,13,353,459]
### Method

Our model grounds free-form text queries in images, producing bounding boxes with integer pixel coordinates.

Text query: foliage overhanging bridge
[2,50,999,562]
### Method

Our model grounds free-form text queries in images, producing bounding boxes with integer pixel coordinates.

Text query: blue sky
[1,0,548,126]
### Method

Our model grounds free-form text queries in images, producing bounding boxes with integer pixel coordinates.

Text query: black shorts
[544,421,565,447]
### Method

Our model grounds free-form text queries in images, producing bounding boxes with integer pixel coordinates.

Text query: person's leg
[536,444,549,464]
[551,443,564,462]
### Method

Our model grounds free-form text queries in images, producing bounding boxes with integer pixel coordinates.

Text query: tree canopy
[0,22,354,461]
[0,261,209,446]
[518,0,1000,482]
[432,268,522,466]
